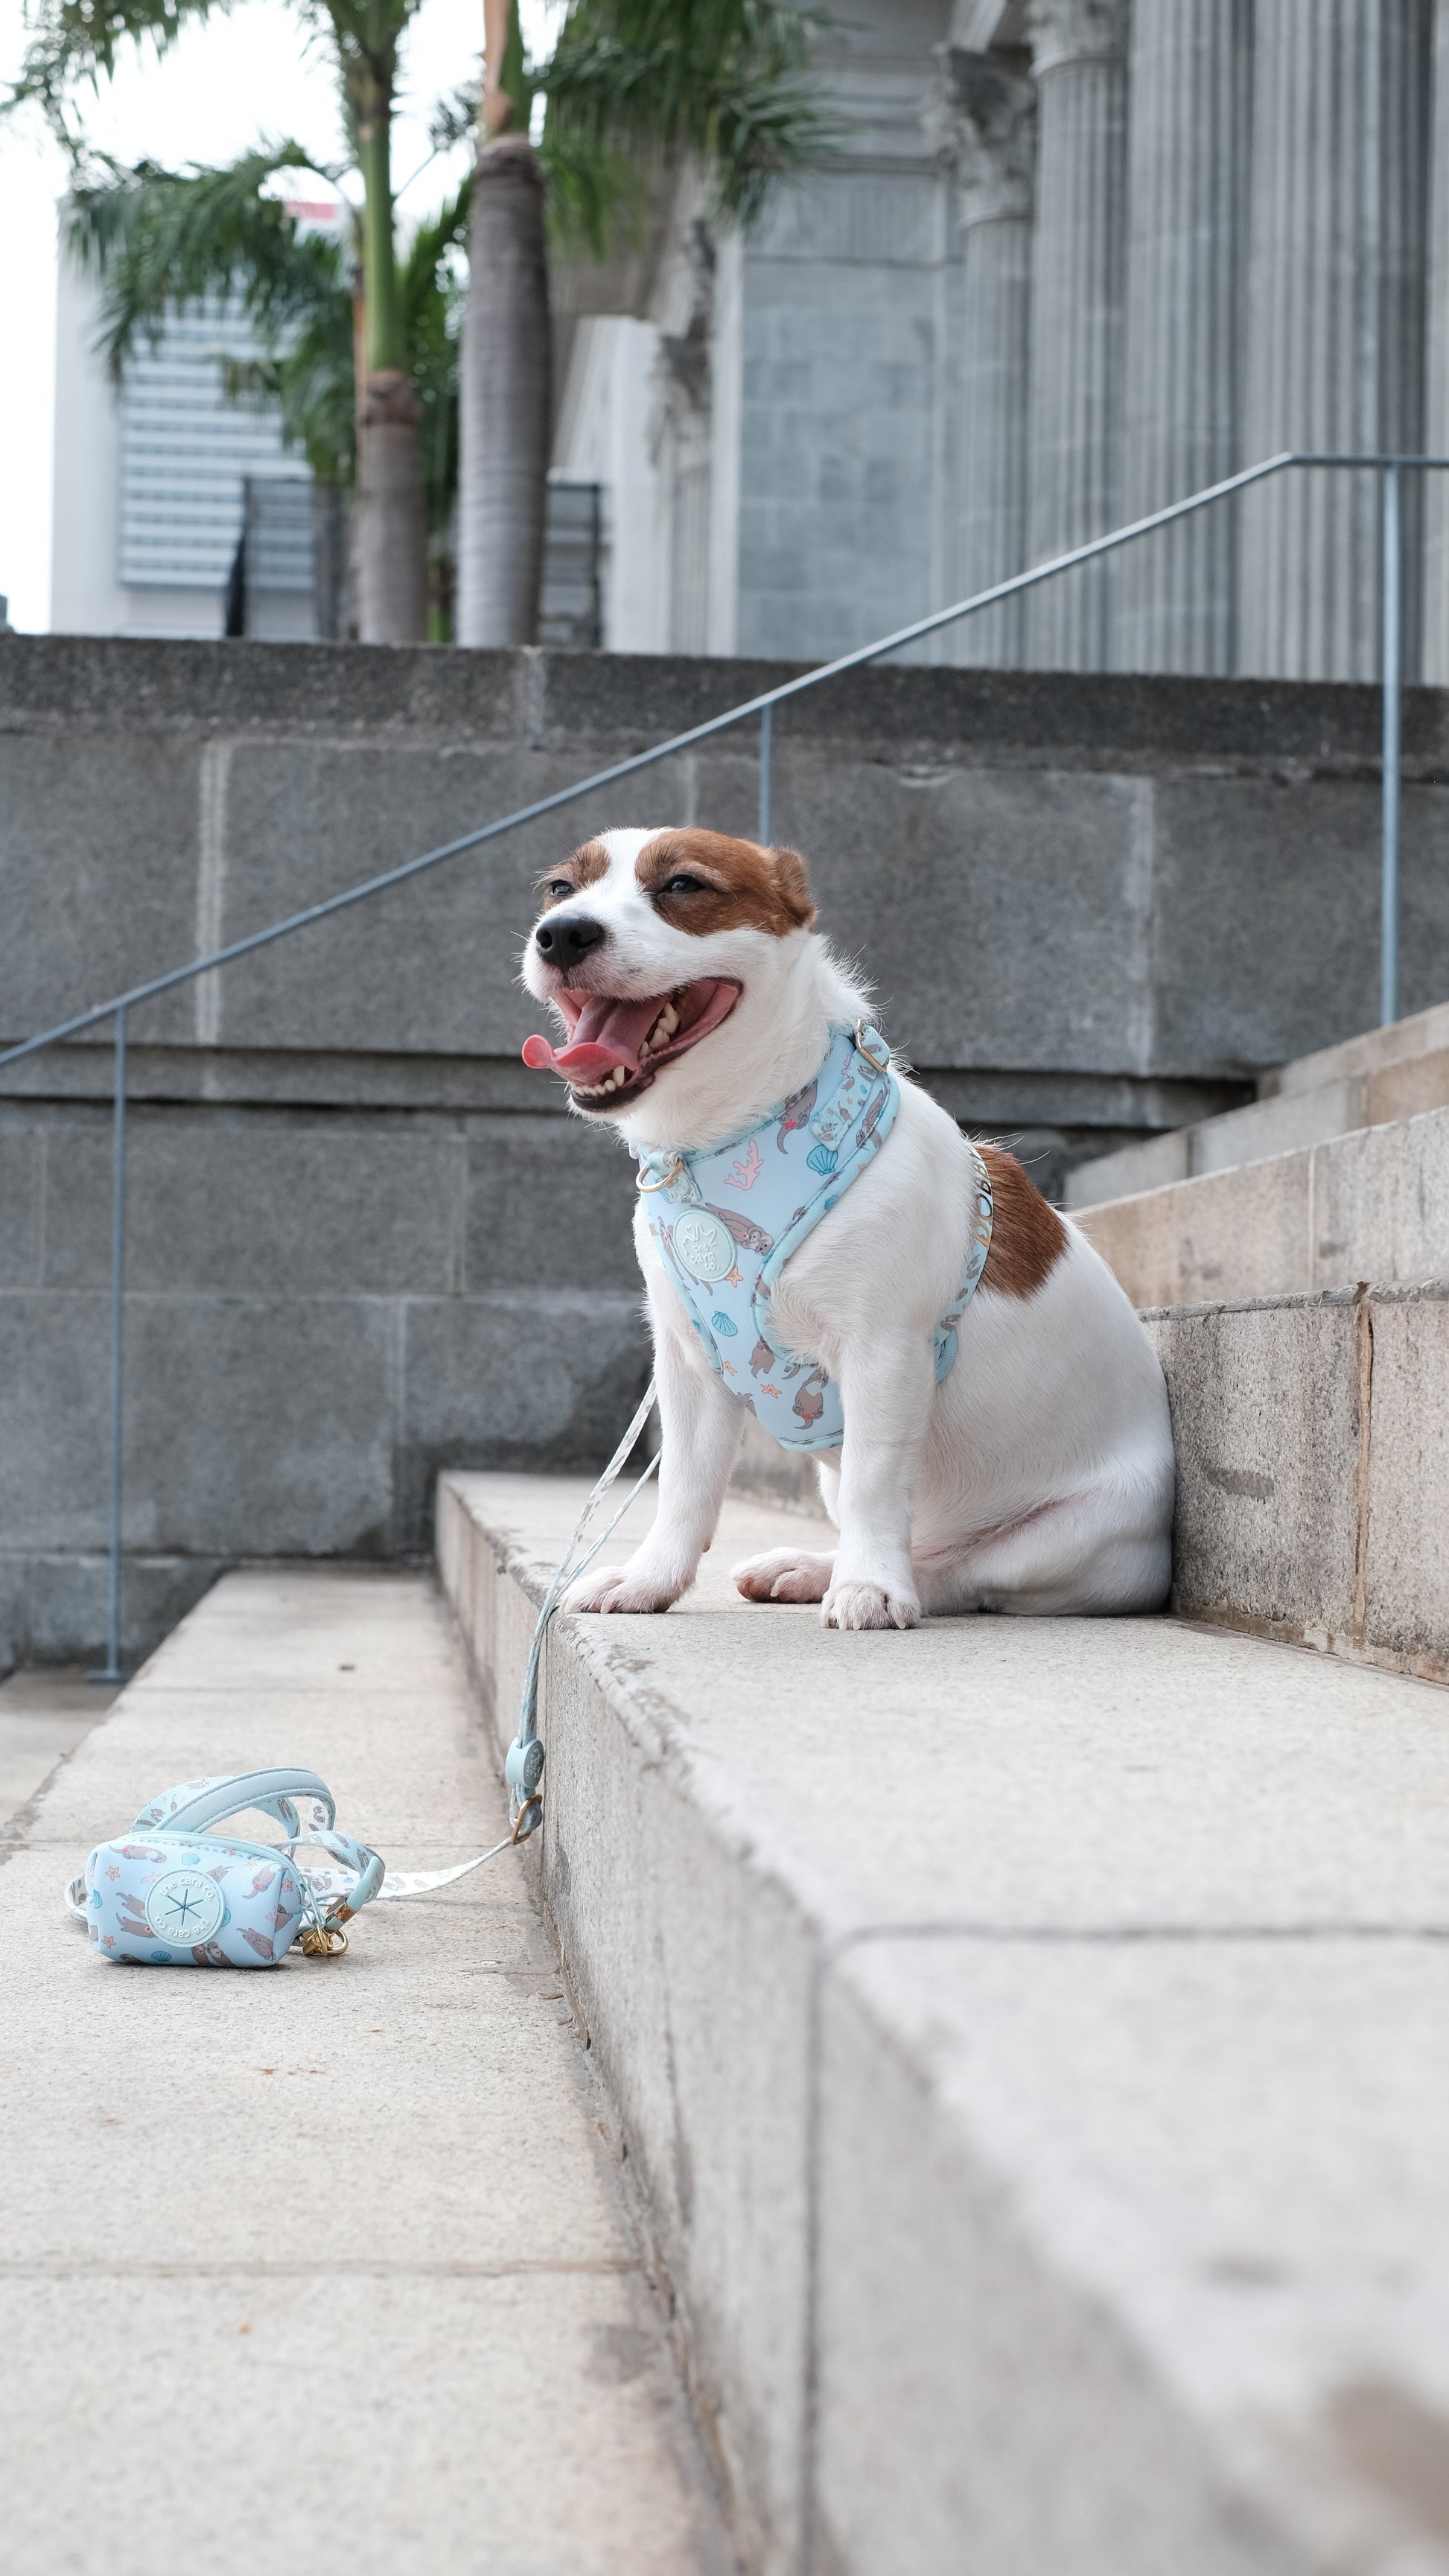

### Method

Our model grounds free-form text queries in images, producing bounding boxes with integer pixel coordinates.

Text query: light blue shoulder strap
[133,1768,336,1841]
[130,1770,386,1917]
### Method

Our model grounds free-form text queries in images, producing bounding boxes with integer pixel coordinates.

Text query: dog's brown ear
[767,844,817,930]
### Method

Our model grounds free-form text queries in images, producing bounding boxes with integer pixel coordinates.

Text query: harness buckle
[853,1020,891,1074]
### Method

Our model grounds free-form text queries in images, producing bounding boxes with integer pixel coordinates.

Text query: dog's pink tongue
[521,992,663,1082]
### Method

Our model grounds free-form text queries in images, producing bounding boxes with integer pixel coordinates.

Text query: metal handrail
[5,445,1447,1676]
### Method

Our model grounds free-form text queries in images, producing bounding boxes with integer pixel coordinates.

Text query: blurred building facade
[551,0,1449,680]
[50,261,321,641]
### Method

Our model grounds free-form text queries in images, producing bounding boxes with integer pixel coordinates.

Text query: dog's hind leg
[920,1472,1171,1618]
[732,1546,835,1603]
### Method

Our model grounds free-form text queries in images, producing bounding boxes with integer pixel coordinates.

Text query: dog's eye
[658,873,708,897]
[542,878,573,900]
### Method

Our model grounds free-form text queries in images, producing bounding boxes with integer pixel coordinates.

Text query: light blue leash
[503,1377,660,1836]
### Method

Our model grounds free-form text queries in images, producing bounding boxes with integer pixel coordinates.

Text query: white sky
[0,0,561,629]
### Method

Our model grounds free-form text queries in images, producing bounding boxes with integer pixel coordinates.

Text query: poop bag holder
[65,1765,506,1966]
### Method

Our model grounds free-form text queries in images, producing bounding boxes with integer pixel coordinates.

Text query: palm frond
[64,144,351,375]
[4,0,226,148]
[538,0,841,232]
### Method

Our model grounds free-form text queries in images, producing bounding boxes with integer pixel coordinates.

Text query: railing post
[1380,459,1403,1028]
[758,701,773,846]
[89,1005,130,1685]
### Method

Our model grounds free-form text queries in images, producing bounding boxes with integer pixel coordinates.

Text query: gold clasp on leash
[299,1900,354,1959]
[511,1794,543,1845]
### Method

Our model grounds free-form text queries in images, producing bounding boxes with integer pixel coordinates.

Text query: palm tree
[8,0,449,642]
[60,144,470,636]
[457,0,837,649]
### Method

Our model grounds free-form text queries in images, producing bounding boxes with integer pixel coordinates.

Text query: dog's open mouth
[521,978,741,1107]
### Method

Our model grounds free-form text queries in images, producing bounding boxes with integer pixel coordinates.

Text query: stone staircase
[1057,1002,1449,1685]
[439,1475,1449,2576]
[10,997,1448,2575]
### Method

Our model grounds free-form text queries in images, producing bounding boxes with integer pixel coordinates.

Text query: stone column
[932,49,1036,666]
[1239,0,1432,681]
[1421,0,1449,682]
[1023,0,1129,671]
[1116,1,1249,673]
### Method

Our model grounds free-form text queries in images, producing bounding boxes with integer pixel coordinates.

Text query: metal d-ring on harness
[503,1378,661,1839]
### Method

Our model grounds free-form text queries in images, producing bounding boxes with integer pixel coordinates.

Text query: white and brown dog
[520,826,1173,1630]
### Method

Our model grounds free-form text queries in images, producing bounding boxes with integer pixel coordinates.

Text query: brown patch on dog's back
[978,1145,1069,1299]
[537,838,609,906]
[637,829,816,936]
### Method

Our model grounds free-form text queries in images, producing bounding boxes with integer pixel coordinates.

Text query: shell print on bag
[634,1023,994,1454]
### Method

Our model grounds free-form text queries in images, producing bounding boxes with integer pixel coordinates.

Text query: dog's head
[520,826,823,1137]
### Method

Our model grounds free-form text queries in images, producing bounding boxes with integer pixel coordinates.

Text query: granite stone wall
[4,634,1448,1661]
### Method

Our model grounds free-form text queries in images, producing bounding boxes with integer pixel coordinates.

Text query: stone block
[1270,997,1449,1098]
[768,757,1153,1074]
[210,740,695,1058]
[1311,1108,1449,1291]
[39,1110,465,1295]
[0,1125,42,1285]
[0,1549,225,1672]
[463,1114,640,1292]
[1189,1077,1360,1176]
[0,733,200,1049]
[399,1292,651,1541]
[1361,1288,1449,1673]
[118,1294,399,1557]
[1150,777,1383,1072]
[1080,1151,1312,1308]
[1363,1043,1449,1125]
[818,1933,1449,2576]
[1147,1294,1361,1640]
[0,1291,114,1551]
[0,631,532,741]
[1068,1129,1190,1207]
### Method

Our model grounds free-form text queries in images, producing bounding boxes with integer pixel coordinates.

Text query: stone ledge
[439,1470,1449,2576]
[1074,1104,1449,1307]
[1149,1279,1449,1684]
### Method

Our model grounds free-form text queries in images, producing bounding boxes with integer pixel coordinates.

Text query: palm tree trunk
[457,132,552,647]
[354,73,427,643]
[358,369,427,640]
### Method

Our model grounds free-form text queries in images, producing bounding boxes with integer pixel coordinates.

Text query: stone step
[734,1268,1449,1688]
[441,1472,1449,2576]
[0,1567,733,2576]
[1148,1277,1449,1685]
[1072,1099,1449,1309]
[1066,998,1449,1211]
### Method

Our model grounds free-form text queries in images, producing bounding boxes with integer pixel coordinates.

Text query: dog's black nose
[535,912,607,969]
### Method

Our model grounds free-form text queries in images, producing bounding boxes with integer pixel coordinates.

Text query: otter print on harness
[633,1022,994,1452]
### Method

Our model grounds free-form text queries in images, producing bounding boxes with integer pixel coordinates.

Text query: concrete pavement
[0,1565,734,2576]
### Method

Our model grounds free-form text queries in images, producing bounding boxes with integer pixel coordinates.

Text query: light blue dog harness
[632,1021,994,1452]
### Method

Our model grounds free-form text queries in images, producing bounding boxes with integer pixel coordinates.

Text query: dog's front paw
[561,1562,688,1615]
[733,1546,835,1603]
[821,1578,920,1632]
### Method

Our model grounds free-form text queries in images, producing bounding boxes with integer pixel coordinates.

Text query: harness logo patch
[144,1868,226,1948]
[673,1209,736,1282]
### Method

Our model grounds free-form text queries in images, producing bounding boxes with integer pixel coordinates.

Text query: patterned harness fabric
[633,1023,994,1454]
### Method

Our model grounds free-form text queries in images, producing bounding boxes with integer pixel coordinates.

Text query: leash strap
[64,1393,663,1937]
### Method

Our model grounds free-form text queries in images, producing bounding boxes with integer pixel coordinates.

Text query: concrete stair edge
[1066,999,1449,1212]
[1071,1098,1449,1311]
[438,1469,1449,2576]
